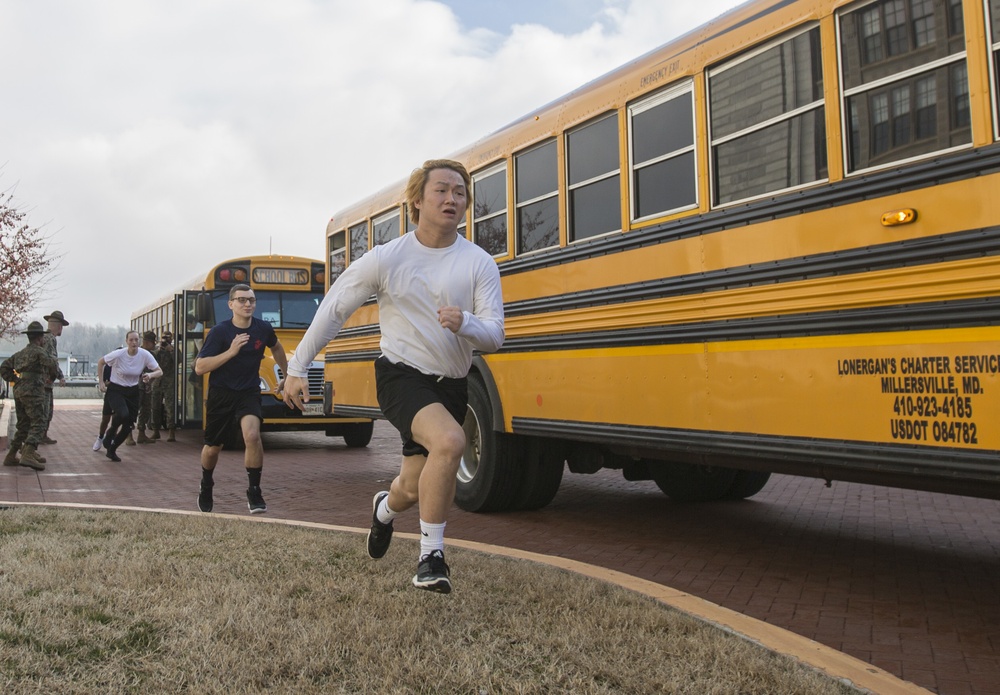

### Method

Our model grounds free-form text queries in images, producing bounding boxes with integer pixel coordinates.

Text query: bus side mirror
[195,293,213,323]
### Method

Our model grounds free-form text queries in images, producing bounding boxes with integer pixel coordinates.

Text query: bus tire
[723,470,771,499]
[650,462,738,502]
[511,438,564,511]
[343,421,374,448]
[455,377,522,513]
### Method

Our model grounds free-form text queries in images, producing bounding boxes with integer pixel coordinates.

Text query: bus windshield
[210,290,323,329]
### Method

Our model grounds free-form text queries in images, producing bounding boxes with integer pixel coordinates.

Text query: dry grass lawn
[0,506,862,694]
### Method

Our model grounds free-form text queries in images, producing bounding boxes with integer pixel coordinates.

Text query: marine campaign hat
[44,310,70,326]
[143,331,157,342]
[22,321,49,336]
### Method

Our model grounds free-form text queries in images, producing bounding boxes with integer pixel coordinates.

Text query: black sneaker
[412,550,451,594]
[198,482,214,513]
[367,491,394,559]
[247,486,266,514]
[105,447,121,463]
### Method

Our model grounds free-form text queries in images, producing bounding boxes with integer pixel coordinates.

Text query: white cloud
[0,0,743,326]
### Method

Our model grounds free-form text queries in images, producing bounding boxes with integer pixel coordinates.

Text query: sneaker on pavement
[106,448,121,463]
[412,550,451,594]
[198,482,214,513]
[92,436,103,451]
[247,486,267,514]
[367,491,394,559]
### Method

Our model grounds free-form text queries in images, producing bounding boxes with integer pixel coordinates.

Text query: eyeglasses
[232,296,257,305]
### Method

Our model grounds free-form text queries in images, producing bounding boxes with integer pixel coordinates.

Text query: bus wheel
[343,421,374,448]
[723,470,771,500]
[650,462,737,502]
[455,378,522,513]
[511,438,564,511]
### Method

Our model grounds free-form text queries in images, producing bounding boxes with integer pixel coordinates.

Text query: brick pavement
[3,401,1000,694]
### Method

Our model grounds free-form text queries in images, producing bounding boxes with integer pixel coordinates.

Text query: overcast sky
[2,0,744,327]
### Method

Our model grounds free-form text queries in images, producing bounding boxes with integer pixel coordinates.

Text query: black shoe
[247,486,266,514]
[367,491,394,559]
[106,448,121,463]
[412,550,451,594]
[198,482,214,513]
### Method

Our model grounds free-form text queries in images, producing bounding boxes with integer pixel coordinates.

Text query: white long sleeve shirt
[288,232,504,379]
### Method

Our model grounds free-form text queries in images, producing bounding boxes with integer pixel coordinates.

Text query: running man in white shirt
[283,159,505,593]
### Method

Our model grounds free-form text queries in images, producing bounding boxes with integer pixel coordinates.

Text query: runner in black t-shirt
[194,284,288,514]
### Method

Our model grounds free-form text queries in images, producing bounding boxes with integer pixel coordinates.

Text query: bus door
[176,290,207,427]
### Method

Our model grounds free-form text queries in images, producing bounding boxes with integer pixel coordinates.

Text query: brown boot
[125,432,136,446]
[137,430,155,444]
[3,448,19,467]
[152,429,161,440]
[167,428,176,442]
[40,435,58,445]
[19,445,45,471]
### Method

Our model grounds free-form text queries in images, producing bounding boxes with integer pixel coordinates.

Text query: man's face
[126,333,140,350]
[47,320,63,336]
[416,168,467,231]
[229,291,257,318]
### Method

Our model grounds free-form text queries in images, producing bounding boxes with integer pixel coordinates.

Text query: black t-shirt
[198,318,277,391]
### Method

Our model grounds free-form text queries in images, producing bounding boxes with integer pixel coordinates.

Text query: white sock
[419,520,446,559]
[376,496,397,525]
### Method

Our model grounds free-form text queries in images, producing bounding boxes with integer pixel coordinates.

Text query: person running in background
[195,284,288,515]
[131,330,158,445]
[2,321,60,470]
[97,331,162,462]
[282,159,505,594]
[40,310,69,445]
[92,356,117,452]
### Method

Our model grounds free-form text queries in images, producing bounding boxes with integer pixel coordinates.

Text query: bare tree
[0,188,56,338]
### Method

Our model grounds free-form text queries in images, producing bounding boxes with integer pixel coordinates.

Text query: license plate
[303,403,324,416]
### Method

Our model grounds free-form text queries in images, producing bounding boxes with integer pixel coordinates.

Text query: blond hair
[405,159,471,225]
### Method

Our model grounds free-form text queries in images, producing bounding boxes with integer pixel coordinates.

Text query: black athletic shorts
[374,356,468,457]
[204,386,262,447]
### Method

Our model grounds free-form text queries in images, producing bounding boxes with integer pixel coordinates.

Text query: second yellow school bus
[321,0,1000,511]
[132,255,374,446]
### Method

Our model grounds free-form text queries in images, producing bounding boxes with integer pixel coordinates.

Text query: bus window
[567,112,621,242]
[472,163,508,257]
[988,0,1000,139]
[372,209,400,246]
[514,139,559,254]
[709,25,826,204]
[628,81,696,221]
[329,230,346,285]
[349,221,368,264]
[839,0,971,172]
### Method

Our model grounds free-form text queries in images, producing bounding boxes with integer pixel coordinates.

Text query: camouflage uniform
[41,331,63,437]
[151,338,177,436]
[135,332,157,441]
[1,326,59,469]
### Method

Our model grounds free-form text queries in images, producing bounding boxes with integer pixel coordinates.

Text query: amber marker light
[881,208,916,226]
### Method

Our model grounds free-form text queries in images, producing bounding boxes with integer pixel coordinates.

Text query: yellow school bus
[321,0,1000,510]
[131,255,374,446]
